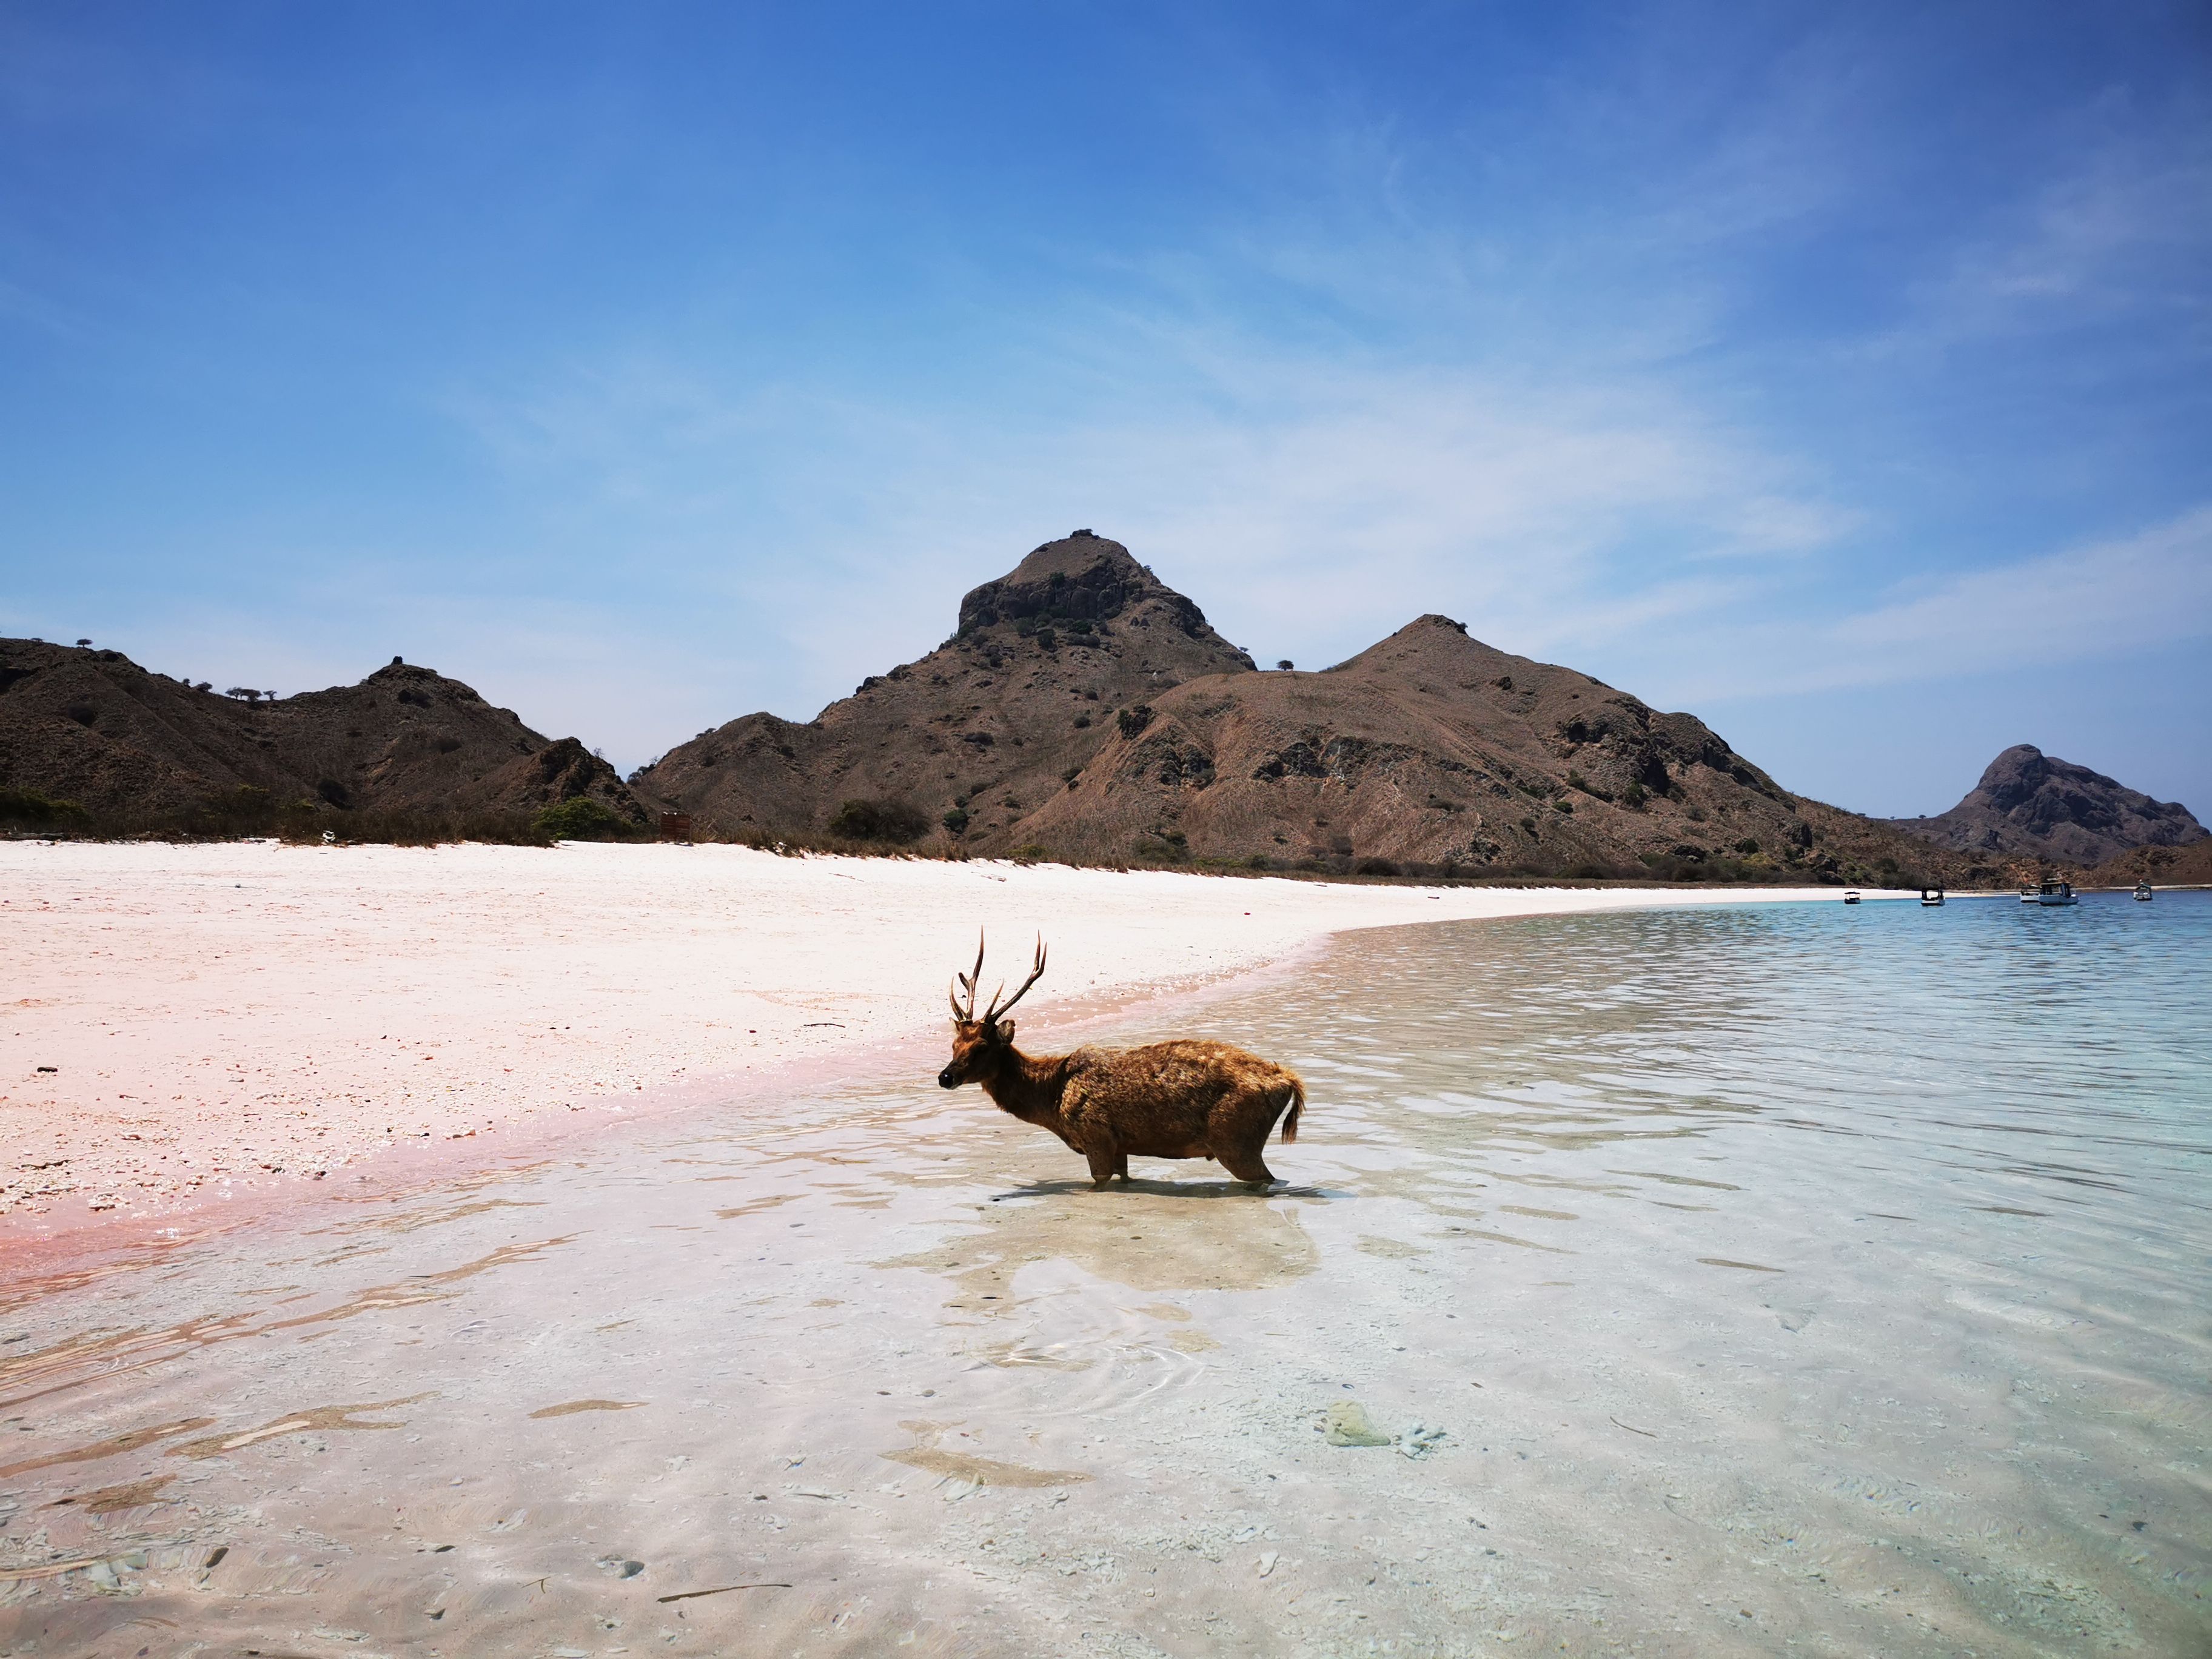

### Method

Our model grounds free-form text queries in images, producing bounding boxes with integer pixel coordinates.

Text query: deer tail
[1279,1073,1305,1144]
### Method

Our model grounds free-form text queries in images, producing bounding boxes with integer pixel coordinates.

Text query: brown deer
[937,933,1305,1189]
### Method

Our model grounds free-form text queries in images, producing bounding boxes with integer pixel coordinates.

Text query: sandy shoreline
[2,840,1891,1242]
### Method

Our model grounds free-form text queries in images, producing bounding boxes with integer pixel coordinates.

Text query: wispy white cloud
[1901,93,2212,347]
[440,322,1855,739]
[430,303,2211,773]
[1675,504,2212,703]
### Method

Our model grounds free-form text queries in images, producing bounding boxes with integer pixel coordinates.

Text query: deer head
[938,930,1047,1089]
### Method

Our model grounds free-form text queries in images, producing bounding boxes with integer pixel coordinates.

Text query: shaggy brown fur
[937,935,1305,1189]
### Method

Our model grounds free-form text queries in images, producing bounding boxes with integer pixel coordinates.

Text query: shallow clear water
[4,891,2207,1656]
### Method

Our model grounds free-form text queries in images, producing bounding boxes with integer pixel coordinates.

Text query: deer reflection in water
[937,933,1306,1190]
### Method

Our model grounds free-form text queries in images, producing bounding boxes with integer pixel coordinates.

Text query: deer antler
[950,929,987,1021]
[982,934,1048,1027]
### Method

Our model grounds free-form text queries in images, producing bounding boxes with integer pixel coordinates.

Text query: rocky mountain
[0,639,644,830]
[639,535,1973,886]
[1019,613,1961,880]
[1885,744,2207,867]
[634,532,1256,842]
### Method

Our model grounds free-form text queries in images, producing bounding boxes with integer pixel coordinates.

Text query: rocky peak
[1974,744,2066,809]
[956,533,1239,655]
[358,658,483,702]
[1888,743,2206,865]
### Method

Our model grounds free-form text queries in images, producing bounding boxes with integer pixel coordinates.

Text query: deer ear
[995,1020,1016,1044]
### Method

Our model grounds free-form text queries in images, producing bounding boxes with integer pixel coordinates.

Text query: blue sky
[4,1,2208,817]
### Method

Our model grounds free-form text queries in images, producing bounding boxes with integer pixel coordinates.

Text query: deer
[937,933,1305,1190]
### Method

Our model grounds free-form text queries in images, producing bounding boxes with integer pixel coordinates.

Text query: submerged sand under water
[2,893,2207,1656]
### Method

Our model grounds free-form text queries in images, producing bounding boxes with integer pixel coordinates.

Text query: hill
[0,639,644,834]
[2077,838,2212,890]
[633,532,1255,842]
[639,540,1978,887]
[1019,614,1968,882]
[1885,744,2206,867]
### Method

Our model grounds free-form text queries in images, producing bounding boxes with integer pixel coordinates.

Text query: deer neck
[980,1046,1070,1130]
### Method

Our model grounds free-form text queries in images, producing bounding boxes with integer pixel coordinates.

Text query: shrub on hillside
[533,797,635,842]
[0,787,89,829]
[1134,826,1190,863]
[826,797,930,844]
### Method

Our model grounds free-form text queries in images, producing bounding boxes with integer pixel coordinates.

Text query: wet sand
[2,894,2204,1655]
[1,840,1868,1239]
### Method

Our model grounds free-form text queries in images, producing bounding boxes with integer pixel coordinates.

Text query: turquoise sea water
[1252,887,2211,1300]
[4,890,2207,1655]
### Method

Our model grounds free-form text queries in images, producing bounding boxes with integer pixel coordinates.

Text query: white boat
[2019,885,2041,903]
[1842,890,1862,905]
[2134,880,2154,902]
[1920,886,1945,907]
[2036,879,2079,907]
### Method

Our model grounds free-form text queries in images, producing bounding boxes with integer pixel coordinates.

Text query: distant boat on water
[2019,885,2041,902]
[1920,886,1945,907]
[2036,878,2079,907]
[2134,880,2154,901]
[1843,890,1862,905]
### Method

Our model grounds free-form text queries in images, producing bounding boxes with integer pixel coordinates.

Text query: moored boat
[2134,880,2154,901]
[1920,886,1945,907]
[1843,890,1862,905]
[2036,878,2079,907]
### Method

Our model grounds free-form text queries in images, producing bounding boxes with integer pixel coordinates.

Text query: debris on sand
[1322,1401,1447,1456]
[1323,1401,1394,1447]
[1397,1421,1449,1459]
[657,1582,791,1603]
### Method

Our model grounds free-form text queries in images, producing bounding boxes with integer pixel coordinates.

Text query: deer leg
[1084,1144,1118,1191]
[1219,1147,1276,1187]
